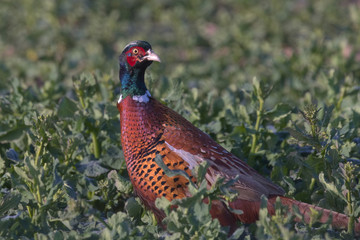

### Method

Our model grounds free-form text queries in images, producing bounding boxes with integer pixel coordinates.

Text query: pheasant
[117,40,360,234]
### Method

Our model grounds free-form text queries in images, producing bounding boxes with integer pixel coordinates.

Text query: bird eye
[132,48,139,54]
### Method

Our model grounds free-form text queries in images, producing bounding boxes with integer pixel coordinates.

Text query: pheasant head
[118,40,161,100]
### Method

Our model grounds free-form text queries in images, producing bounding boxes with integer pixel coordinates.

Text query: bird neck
[119,63,148,98]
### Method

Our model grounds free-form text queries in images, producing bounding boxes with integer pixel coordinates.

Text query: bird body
[117,40,359,234]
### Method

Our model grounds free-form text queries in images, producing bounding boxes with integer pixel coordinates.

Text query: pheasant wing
[158,102,285,201]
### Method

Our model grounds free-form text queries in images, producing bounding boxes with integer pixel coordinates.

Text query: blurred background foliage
[1,0,359,105]
[1,0,360,239]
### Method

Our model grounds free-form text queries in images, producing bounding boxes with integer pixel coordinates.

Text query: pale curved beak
[142,49,161,62]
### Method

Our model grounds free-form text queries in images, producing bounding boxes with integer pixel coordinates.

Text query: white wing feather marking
[165,142,217,184]
[165,142,202,169]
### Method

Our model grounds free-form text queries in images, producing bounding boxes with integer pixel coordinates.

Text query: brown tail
[272,196,360,233]
[227,196,360,234]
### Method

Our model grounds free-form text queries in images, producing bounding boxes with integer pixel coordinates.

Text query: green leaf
[125,197,143,219]
[0,155,4,174]
[228,227,245,240]
[13,166,33,184]
[194,161,209,184]
[57,97,79,119]
[320,105,334,128]
[0,192,21,216]
[155,197,172,212]
[100,145,125,170]
[190,201,211,225]
[154,154,192,182]
[206,120,222,134]
[318,172,346,202]
[6,148,19,162]
[286,127,321,149]
[340,142,356,158]
[252,77,262,98]
[77,160,109,177]
[0,126,28,143]
[107,170,132,194]
[105,104,119,119]
[264,103,293,121]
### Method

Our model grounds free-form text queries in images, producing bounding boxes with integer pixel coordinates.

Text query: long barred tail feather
[227,196,360,235]
[273,196,360,234]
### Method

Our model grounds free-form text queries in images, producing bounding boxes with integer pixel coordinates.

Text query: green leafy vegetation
[1,0,360,239]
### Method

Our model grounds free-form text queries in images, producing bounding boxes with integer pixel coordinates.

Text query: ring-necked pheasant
[117,40,360,234]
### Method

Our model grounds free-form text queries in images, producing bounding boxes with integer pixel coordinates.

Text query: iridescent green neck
[120,64,147,98]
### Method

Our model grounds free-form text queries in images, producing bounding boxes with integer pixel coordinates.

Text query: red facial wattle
[126,46,146,67]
